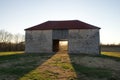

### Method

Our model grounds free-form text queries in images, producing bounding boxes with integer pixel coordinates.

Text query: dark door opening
[53,40,59,52]
[53,40,68,52]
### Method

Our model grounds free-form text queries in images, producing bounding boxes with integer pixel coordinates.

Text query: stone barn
[25,20,100,55]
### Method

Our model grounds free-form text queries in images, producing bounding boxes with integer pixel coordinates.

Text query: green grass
[72,63,112,78]
[0,52,54,80]
[61,63,72,69]
[0,51,24,56]
[0,67,33,75]
[101,52,120,58]
[0,51,120,80]
[100,52,120,61]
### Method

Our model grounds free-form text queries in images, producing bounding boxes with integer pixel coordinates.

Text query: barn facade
[25,20,100,55]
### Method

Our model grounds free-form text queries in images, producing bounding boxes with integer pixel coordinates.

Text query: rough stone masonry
[25,20,100,55]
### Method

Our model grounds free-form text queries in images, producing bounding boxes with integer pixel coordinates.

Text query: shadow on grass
[69,53,120,80]
[69,54,111,80]
[1,51,120,80]
[0,52,55,80]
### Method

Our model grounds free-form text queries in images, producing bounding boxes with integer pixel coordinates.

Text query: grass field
[0,51,120,80]
[101,52,120,58]
[0,51,24,56]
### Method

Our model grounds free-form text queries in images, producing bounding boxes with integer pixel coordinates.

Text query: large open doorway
[53,40,68,52]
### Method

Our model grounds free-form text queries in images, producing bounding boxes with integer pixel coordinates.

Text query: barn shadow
[18,41,113,80]
[18,50,120,80]
[18,52,80,80]
[18,40,101,80]
[18,42,84,80]
[15,42,118,80]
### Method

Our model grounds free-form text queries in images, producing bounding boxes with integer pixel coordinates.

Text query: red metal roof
[25,20,100,30]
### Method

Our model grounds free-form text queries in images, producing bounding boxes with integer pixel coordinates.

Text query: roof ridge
[25,20,100,30]
[47,20,79,22]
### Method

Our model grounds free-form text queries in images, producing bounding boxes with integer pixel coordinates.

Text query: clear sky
[0,0,120,44]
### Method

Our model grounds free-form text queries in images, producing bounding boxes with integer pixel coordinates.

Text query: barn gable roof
[25,20,100,30]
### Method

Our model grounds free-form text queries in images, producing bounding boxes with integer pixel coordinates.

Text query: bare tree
[0,30,13,43]
[13,33,25,43]
[0,30,7,42]
[0,29,25,51]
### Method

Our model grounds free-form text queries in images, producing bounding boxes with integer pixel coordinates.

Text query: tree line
[0,30,25,51]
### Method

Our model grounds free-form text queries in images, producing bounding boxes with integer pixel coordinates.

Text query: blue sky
[0,0,120,44]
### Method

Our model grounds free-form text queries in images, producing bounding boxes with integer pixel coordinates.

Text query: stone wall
[68,29,100,55]
[25,30,52,53]
[25,29,100,55]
